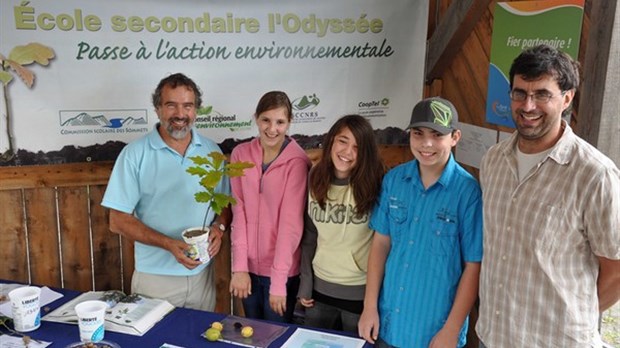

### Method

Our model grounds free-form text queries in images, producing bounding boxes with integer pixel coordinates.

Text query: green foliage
[186,151,254,216]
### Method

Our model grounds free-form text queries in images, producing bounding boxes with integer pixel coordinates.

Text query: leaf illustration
[0,71,12,85]
[8,43,55,66]
[6,60,34,87]
[197,105,213,115]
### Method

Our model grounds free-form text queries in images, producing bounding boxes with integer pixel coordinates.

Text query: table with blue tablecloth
[1,281,372,348]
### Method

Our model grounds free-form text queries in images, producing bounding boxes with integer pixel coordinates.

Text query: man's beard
[164,117,194,140]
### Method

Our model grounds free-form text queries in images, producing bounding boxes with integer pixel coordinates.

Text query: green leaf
[226,162,255,170]
[187,151,252,221]
[0,71,12,85]
[188,156,212,167]
[210,193,236,214]
[200,171,223,189]
[225,161,255,177]
[8,42,55,66]
[208,152,226,169]
[194,191,214,203]
[186,166,208,177]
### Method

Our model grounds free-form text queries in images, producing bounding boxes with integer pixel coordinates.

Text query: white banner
[0,0,428,164]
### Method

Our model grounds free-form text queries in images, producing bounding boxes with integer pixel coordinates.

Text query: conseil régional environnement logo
[194,104,252,131]
[59,109,149,135]
[291,93,324,124]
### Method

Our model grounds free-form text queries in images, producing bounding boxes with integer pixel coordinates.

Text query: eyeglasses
[509,90,565,104]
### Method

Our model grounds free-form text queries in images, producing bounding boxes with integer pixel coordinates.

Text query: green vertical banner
[485,0,584,127]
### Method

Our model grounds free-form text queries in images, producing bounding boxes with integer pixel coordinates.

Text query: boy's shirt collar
[403,153,457,190]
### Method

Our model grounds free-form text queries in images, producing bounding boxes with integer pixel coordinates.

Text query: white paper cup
[75,300,107,342]
[9,286,41,332]
[182,227,211,264]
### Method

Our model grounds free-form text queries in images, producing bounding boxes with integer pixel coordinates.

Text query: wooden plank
[0,190,29,283]
[472,3,494,62]
[121,236,135,294]
[379,145,413,168]
[453,48,487,126]
[461,32,491,115]
[58,186,93,291]
[0,161,113,190]
[428,78,444,97]
[576,0,620,166]
[24,188,61,287]
[214,229,232,314]
[426,0,494,81]
[89,185,123,291]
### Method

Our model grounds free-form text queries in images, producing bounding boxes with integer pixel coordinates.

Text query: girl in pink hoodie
[229,91,311,322]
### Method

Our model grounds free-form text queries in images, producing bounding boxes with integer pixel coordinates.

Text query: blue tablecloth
[1,282,373,348]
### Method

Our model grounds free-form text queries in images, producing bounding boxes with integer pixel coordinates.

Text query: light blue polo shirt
[370,154,482,348]
[101,125,230,276]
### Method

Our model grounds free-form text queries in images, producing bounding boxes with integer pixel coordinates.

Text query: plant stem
[0,316,42,344]
[2,74,15,160]
[202,206,212,232]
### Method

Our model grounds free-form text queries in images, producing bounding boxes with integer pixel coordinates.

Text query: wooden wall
[0,146,413,315]
[428,0,594,176]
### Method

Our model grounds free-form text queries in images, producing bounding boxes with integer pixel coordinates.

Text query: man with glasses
[476,44,620,347]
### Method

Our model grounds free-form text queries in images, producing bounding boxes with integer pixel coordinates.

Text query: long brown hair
[310,115,384,217]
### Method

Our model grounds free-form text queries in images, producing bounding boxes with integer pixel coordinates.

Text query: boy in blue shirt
[358,97,482,347]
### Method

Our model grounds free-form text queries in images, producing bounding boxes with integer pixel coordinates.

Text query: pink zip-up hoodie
[230,137,311,296]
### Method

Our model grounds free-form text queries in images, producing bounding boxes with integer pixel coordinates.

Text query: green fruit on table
[205,327,221,341]
[211,321,223,331]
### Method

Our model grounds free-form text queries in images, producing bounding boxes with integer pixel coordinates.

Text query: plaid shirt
[476,122,620,348]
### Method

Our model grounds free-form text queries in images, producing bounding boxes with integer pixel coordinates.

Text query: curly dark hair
[509,45,580,117]
[152,73,202,109]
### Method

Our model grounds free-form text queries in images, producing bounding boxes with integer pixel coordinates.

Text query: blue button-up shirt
[370,154,482,347]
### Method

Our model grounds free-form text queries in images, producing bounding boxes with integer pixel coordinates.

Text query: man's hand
[167,238,201,270]
[299,297,314,308]
[269,294,286,316]
[208,223,224,257]
[358,308,380,344]
[230,272,251,298]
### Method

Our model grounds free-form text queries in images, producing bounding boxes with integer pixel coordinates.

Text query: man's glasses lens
[509,90,556,103]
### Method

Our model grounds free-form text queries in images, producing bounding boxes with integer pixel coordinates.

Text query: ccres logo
[292,94,320,111]
[291,93,324,123]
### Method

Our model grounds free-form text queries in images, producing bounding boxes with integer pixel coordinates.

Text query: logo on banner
[195,105,252,131]
[292,94,324,123]
[59,109,149,135]
[358,97,390,118]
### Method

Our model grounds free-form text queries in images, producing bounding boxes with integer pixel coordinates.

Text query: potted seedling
[183,151,253,263]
